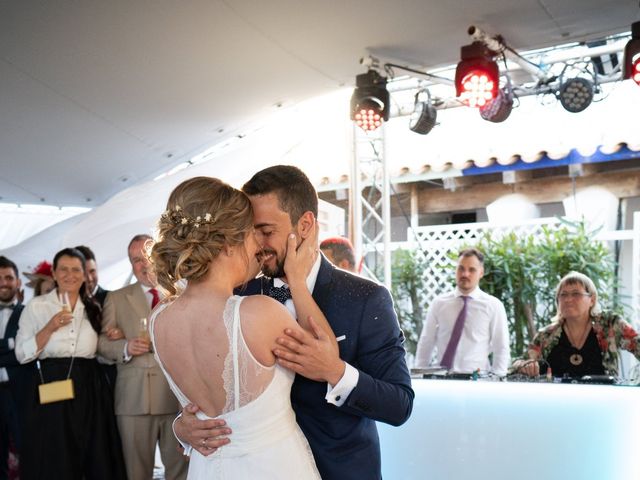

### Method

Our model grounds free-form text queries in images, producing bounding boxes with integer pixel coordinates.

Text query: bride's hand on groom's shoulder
[274,317,345,385]
[176,403,232,456]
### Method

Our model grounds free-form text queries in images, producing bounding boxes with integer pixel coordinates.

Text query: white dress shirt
[414,286,510,376]
[275,255,359,407]
[15,289,98,363]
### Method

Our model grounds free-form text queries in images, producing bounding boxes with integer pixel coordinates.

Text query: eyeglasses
[558,292,592,300]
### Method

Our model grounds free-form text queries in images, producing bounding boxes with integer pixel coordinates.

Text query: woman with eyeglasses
[513,271,640,378]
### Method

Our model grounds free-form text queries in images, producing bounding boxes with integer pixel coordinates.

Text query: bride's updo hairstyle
[152,176,254,295]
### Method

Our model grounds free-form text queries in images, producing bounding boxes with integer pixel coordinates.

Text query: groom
[174,165,414,479]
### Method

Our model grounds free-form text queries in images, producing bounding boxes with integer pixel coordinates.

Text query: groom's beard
[259,248,286,278]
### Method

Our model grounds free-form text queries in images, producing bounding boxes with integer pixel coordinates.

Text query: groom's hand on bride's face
[274,317,346,385]
[176,404,232,456]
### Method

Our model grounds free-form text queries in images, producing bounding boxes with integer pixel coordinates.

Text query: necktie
[0,304,14,311]
[440,296,469,371]
[149,288,160,309]
[269,284,292,304]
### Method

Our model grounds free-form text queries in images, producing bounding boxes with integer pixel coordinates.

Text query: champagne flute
[139,317,150,342]
[139,317,152,352]
[56,291,72,329]
[60,291,71,313]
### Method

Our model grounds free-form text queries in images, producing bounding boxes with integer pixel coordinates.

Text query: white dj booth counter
[378,379,639,480]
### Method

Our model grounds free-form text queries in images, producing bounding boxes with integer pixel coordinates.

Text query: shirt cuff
[123,343,132,363]
[20,337,39,363]
[325,362,359,407]
[172,413,193,456]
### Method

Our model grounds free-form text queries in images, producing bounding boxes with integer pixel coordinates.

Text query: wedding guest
[74,246,109,307]
[320,237,357,273]
[414,248,510,376]
[0,256,24,480]
[74,245,120,394]
[98,235,187,480]
[14,248,126,480]
[513,271,640,378]
[23,261,55,297]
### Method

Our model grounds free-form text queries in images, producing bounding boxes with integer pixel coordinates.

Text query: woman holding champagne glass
[15,247,126,480]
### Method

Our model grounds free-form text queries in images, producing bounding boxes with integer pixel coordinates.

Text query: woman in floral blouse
[514,271,640,378]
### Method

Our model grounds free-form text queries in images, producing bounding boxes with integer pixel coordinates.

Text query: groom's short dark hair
[242,165,318,224]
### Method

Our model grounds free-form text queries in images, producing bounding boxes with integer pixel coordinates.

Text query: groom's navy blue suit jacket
[239,256,414,479]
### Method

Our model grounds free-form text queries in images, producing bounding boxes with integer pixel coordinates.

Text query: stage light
[558,77,594,113]
[480,84,513,123]
[455,41,499,108]
[623,21,640,86]
[630,58,640,85]
[350,70,390,131]
[409,90,437,134]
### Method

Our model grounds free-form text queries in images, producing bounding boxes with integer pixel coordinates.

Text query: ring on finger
[201,438,207,447]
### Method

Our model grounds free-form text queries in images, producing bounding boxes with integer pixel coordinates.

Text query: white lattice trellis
[408,218,563,306]
[405,215,640,326]
[632,212,640,324]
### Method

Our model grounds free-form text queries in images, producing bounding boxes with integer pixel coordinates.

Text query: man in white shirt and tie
[414,248,510,376]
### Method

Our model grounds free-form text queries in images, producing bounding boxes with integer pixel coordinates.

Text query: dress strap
[231,296,243,410]
[148,303,190,407]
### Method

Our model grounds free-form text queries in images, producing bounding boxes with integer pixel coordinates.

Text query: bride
[149,176,332,479]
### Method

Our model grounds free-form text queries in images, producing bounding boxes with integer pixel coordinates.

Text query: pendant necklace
[565,321,591,366]
[569,353,583,366]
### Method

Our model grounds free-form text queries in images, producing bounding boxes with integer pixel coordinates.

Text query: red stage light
[354,102,384,131]
[350,70,389,132]
[632,58,640,86]
[623,21,640,86]
[455,42,499,108]
[459,70,496,107]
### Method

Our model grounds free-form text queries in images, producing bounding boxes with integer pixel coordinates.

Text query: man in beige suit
[98,234,187,480]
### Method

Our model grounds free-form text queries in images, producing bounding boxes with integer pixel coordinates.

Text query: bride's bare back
[152,292,295,418]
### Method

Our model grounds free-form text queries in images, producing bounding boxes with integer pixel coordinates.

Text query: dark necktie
[149,288,160,309]
[0,304,15,311]
[440,296,470,370]
[269,284,292,304]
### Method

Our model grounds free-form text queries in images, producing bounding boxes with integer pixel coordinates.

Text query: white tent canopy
[1,91,354,291]
[2,1,639,207]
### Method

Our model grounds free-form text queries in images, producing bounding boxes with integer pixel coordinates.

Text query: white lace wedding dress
[150,295,320,479]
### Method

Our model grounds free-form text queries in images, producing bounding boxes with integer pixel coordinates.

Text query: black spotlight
[350,70,390,131]
[623,21,640,86]
[558,77,594,113]
[480,84,513,123]
[409,90,437,134]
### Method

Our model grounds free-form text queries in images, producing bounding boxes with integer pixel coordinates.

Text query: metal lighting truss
[377,27,631,115]
[350,123,391,287]
[350,28,632,287]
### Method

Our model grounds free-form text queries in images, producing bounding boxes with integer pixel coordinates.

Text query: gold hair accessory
[161,207,214,229]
